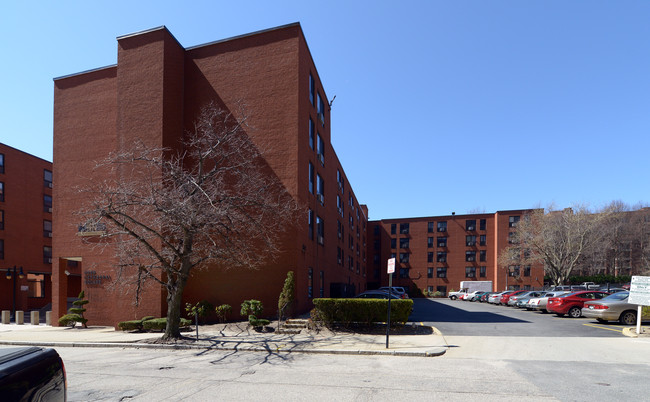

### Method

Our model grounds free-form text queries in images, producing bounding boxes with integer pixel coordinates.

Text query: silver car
[529,291,569,313]
[581,291,650,325]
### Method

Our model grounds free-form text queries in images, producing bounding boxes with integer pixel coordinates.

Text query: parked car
[547,291,610,318]
[512,291,545,308]
[378,287,409,299]
[468,291,489,302]
[356,290,400,299]
[0,347,66,401]
[527,291,568,312]
[582,291,650,325]
[480,292,495,302]
[500,290,527,305]
[462,291,484,301]
[489,291,511,304]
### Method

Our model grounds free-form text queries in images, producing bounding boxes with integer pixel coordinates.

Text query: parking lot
[410,297,640,337]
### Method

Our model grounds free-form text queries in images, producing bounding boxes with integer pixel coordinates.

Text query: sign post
[629,276,650,335]
[386,258,395,349]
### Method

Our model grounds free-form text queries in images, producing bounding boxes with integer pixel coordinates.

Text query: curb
[622,327,650,338]
[0,340,446,357]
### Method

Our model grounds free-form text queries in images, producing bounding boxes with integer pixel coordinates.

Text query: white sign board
[387,258,396,274]
[629,276,650,306]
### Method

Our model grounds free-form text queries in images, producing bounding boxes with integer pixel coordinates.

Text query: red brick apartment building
[0,144,67,317]
[52,24,368,326]
[367,211,545,295]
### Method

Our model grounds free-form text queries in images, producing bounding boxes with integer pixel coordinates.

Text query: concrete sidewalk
[0,323,447,357]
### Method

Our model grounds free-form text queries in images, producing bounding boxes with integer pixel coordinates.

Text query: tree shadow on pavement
[409,298,529,323]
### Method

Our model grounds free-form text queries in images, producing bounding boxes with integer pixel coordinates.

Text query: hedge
[118,316,190,332]
[312,298,413,328]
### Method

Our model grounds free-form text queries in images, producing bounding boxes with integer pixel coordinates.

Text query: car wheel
[568,307,581,318]
[450,296,457,300]
[619,311,637,325]
[596,318,607,323]
[540,309,548,314]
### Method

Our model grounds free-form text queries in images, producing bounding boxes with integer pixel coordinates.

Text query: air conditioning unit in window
[48,233,53,238]
[46,258,52,264]
[338,207,343,216]
[317,235,324,245]
[317,194,324,204]
[48,183,53,189]
[317,153,324,164]
[48,208,52,213]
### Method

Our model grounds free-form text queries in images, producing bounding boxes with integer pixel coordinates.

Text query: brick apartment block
[52,24,368,326]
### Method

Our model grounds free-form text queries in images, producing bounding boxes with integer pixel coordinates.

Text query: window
[308,162,314,194]
[437,267,447,278]
[309,73,315,105]
[316,174,324,203]
[524,266,531,277]
[44,195,52,213]
[509,265,520,277]
[337,220,342,239]
[437,251,447,262]
[0,182,4,202]
[509,216,520,228]
[316,216,324,245]
[308,267,313,298]
[373,225,380,236]
[466,235,476,246]
[309,118,315,149]
[349,215,354,230]
[400,238,409,249]
[427,267,434,278]
[427,221,434,233]
[337,169,343,190]
[27,274,45,298]
[437,221,447,232]
[0,210,3,230]
[337,195,343,216]
[437,237,447,247]
[480,266,487,278]
[427,252,434,263]
[508,232,517,244]
[466,220,476,231]
[465,267,476,278]
[399,253,410,263]
[390,224,396,235]
[0,154,4,173]
[400,223,409,234]
[43,246,52,264]
[317,134,325,164]
[337,247,342,264]
[0,239,3,259]
[466,251,476,262]
[399,267,409,279]
[480,219,486,231]
[319,271,324,297]
[44,170,53,188]
[373,240,380,250]
[427,237,434,248]
[480,250,486,262]
[390,253,396,259]
[373,254,380,264]
[308,210,314,240]
[318,93,325,124]
[437,285,447,295]
[44,220,52,238]
[480,235,486,246]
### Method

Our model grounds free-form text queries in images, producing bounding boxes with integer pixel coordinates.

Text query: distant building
[367,211,545,294]
[52,24,368,326]
[0,143,61,317]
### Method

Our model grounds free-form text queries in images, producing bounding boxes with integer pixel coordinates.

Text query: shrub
[240,300,264,318]
[185,300,214,323]
[215,304,232,323]
[117,316,156,331]
[312,298,413,328]
[58,314,81,327]
[141,317,191,332]
[278,271,296,322]
[248,315,270,328]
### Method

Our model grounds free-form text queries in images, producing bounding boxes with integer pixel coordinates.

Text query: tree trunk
[162,285,184,340]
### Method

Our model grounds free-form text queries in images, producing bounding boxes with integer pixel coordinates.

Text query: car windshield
[559,292,578,298]
[601,291,629,301]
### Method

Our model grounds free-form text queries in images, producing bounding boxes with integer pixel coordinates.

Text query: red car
[499,290,526,305]
[547,291,610,318]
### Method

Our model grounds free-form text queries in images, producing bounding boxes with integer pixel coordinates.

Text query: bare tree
[499,204,613,286]
[78,103,299,340]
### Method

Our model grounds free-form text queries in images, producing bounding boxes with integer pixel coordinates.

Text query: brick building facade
[0,144,68,317]
[367,210,545,295]
[52,24,368,326]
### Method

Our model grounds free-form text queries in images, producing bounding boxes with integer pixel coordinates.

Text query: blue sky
[1,1,649,220]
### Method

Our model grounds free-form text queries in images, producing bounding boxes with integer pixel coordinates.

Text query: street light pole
[5,266,24,320]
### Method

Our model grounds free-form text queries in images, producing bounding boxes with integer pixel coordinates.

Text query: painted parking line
[582,323,625,333]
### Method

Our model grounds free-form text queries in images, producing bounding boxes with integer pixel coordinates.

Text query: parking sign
[387,258,395,274]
